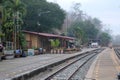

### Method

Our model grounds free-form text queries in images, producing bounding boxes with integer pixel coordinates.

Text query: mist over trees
[112,35,120,46]
[62,3,112,46]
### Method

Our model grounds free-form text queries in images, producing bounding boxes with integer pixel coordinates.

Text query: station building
[23,31,75,52]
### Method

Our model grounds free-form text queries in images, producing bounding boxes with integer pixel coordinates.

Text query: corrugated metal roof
[23,30,75,40]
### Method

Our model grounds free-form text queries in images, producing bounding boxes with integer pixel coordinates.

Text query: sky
[47,0,120,35]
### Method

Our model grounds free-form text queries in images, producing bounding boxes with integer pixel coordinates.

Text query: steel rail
[45,48,103,80]
[68,53,97,80]
[114,48,120,59]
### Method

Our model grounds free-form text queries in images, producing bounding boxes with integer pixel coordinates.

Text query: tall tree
[92,18,102,30]
[99,32,111,46]
[22,0,65,32]
[68,19,99,44]
[112,35,120,46]
[1,0,26,49]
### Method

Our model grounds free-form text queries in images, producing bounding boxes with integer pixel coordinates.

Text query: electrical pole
[14,11,19,50]
[13,12,17,50]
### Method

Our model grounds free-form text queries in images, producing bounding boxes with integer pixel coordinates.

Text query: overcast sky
[47,0,120,35]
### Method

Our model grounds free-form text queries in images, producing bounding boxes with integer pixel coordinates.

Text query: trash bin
[38,48,43,54]
[15,49,21,58]
[21,50,27,57]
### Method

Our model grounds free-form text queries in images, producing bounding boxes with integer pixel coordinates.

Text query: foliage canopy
[21,0,66,32]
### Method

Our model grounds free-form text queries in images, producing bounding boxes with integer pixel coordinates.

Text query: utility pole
[14,11,20,50]
[13,12,17,50]
[66,14,68,35]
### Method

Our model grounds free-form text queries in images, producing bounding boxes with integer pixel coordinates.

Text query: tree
[68,19,99,44]
[99,32,111,46]
[83,20,99,39]
[21,0,65,32]
[73,27,83,46]
[112,35,120,46]
[92,18,102,30]
[19,33,27,49]
[0,0,6,42]
[1,0,26,49]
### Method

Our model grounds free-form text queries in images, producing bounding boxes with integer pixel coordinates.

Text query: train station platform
[85,48,120,80]
[0,48,96,80]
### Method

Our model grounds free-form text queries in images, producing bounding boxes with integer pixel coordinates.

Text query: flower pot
[51,49,53,54]
[53,49,56,54]
[34,49,39,55]
[60,49,63,54]
[57,49,60,54]
[43,49,46,54]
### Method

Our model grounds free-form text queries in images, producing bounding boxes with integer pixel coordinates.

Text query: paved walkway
[86,48,120,80]
[0,48,96,80]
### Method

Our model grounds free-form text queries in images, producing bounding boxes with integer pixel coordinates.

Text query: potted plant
[50,39,55,53]
[50,39,60,54]
[19,33,27,57]
[58,48,64,54]
[55,39,60,54]
[34,48,39,55]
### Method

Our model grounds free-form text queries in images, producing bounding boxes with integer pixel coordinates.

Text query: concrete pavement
[85,48,120,80]
[0,48,96,80]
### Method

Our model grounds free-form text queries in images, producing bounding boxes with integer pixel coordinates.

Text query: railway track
[114,48,120,59]
[45,49,103,80]
[29,48,104,80]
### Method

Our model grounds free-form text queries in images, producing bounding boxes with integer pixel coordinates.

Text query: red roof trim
[23,30,75,40]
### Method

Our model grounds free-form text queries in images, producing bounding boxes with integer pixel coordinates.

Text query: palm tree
[2,0,26,49]
[0,0,6,43]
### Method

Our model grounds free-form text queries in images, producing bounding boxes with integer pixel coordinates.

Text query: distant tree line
[64,3,112,46]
